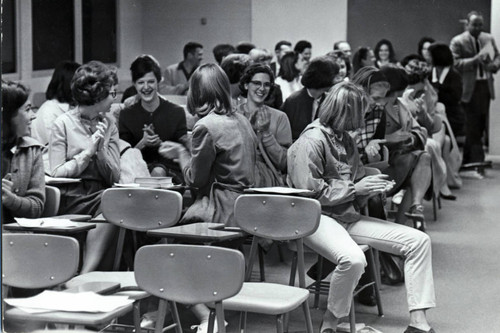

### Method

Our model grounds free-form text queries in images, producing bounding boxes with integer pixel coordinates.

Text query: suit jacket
[281,88,314,141]
[450,31,500,102]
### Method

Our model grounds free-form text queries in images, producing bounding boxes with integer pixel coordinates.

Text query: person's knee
[337,248,366,276]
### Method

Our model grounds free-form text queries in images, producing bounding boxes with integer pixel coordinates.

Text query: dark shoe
[439,192,456,201]
[357,289,377,306]
[403,325,435,333]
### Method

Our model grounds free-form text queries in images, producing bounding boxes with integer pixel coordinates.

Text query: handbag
[379,252,405,285]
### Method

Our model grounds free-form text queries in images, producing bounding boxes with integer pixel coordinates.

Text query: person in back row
[119,55,188,180]
[282,56,339,141]
[161,41,203,95]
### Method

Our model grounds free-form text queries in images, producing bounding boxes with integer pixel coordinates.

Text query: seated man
[282,56,339,141]
[161,42,203,95]
[119,55,188,179]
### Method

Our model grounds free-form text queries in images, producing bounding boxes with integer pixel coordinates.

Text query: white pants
[304,214,436,318]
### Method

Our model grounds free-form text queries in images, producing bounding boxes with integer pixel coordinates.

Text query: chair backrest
[134,244,245,304]
[42,185,61,217]
[2,234,79,289]
[102,188,182,232]
[234,194,321,241]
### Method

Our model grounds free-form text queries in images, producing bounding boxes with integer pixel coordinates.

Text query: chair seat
[221,282,310,315]
[64,271,149,300]
[4,303,133,326]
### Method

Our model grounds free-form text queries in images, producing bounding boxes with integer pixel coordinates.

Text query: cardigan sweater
[2,137,45,222]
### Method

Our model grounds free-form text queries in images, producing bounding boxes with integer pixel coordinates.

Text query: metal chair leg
[349,301,356,333]
[276,314,285,333]
[169,301,182,333]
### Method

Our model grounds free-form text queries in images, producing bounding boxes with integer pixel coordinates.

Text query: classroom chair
[42,185,61,217]
[2,234,133,331]
[135,244,246,333]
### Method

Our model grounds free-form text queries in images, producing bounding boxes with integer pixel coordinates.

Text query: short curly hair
[238,64,275,98]
[71,61,118,106]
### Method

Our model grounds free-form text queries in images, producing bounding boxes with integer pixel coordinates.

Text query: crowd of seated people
[4,12,500,332]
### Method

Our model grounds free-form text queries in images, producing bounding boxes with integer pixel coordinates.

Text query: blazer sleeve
[181,123,215,189]
[260,112,292,171]
[450,36,477,72]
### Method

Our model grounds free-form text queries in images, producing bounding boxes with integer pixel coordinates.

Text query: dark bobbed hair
[417,37,435,57]
[319,81,368,132]
[236,42,256,55]
[45,61,81,104]
[71,61,118,106]
[213,44,236,64]
[238,64,275,98]
[429,43,454,67]
[187,63,233,118]
[374,39,396,63]
[220,53,252,84]
[294,40,312,54]
[183,42,203,59]
[274,40,292,52]
[301,56,339,89]
[352,47,372,75]
[352,66,389,92]
[379,64,409,94]
[2,80,31,147]
[130,54,162,83]
[278,51,301,82]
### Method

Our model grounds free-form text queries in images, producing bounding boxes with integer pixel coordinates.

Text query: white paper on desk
[114,183,140,188]
[5,290,133,313]
[15,218,80,228]
[249,187,314,194]
[479,42,495,60]
[45,176,81,184]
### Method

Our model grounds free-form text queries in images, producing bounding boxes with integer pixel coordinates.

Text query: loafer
[403,325,435,333]
[439,192,456,201]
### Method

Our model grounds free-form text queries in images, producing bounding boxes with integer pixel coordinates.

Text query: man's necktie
[475,37,484,77]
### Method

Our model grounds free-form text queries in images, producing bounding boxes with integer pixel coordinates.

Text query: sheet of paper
[15,218,80,228]
[114,183,141,188]
[479,42,495,59]
[5,290,133,313]
[248,187,314,194]
[45,176,81,184]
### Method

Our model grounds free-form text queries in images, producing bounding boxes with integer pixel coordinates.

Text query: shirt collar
[431,66,450,84]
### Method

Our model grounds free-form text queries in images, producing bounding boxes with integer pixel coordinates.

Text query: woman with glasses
[2,80,45,224]
[49,60,120,273]
[237,64,292,186]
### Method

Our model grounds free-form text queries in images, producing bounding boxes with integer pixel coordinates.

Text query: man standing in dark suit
[450,11,500,175]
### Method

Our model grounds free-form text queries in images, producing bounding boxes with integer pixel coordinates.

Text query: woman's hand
[89,118,108,155]
[250,107,271,134]
[2,178,16,204]
[158,141,185,161]
[364,139,386,162]
[354,174,391,196]
[136,124,161,149]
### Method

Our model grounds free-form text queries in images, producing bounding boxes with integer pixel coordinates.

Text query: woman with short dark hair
[49,60,120,273]
[374,38,397,68]
[2,80,45,224]
[31,60,80,170]
[237,63,292,186]
[275,51,305,100]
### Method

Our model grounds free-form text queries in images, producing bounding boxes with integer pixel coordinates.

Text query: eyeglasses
[109,90,117,99]
[249,80,272,89]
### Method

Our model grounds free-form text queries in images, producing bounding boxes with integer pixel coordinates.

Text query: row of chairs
[3,188,383,333]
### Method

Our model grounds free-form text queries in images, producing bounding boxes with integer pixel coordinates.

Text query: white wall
[141,0,252,69]
[251,0,348,60]
[490,0,500,156]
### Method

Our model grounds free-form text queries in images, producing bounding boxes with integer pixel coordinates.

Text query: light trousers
[304,214,436,318]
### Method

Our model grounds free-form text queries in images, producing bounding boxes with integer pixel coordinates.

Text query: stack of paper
[134,177,173,188]
[5,290,134,313]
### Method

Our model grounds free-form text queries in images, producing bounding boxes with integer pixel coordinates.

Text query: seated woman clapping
[287,81,436,333]
[49,61,120,273]
[237,64,292,186]
[2,81,45,224]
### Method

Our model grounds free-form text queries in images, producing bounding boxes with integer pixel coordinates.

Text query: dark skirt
[57,179,105,217]
[385,148,426,196]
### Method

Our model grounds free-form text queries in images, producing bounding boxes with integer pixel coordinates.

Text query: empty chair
[135,244,246,333]
[2,233,133,331]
